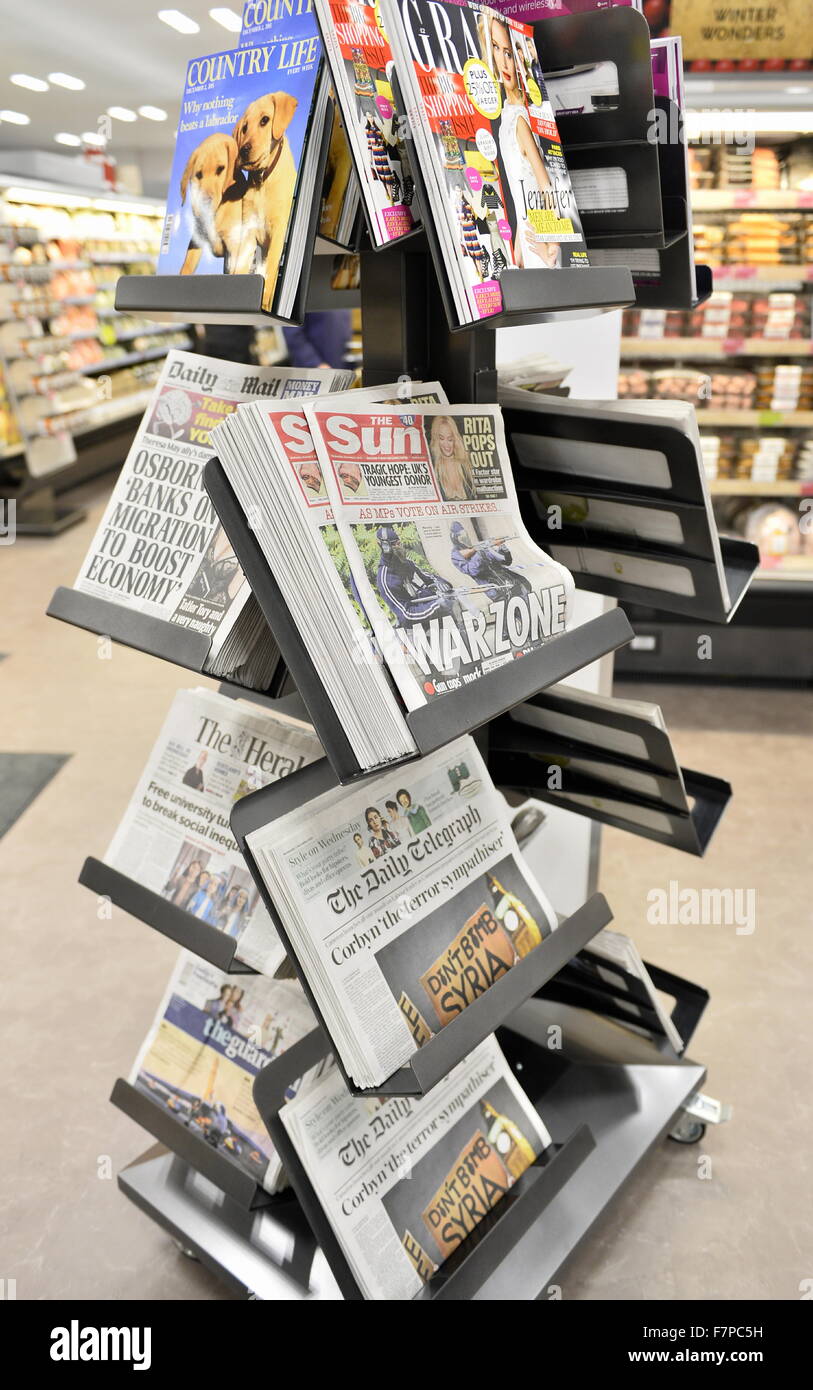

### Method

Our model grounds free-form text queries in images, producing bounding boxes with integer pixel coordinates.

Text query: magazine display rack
[45,8,729,1302]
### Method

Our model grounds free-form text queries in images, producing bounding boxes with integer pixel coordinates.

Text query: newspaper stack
[213,384,574,771]
[72,351,353,688]
[246,733,558,1089]
[105,686,323,975]
[131,953,317,1194]
[280,1034,552,1297]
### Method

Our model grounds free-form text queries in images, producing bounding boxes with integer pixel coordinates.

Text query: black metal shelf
[80,857,258,974]
[46,585,284,694]
[115,120,333,328]
[111,1079,272,1209]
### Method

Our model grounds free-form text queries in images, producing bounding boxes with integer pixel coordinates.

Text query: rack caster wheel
[174,1239,200,1260]
[668,1115,706,1144]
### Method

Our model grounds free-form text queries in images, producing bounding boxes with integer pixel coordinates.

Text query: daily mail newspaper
[246,733,558,1089]
[131,952,315,1194]
[305,399,576,710]
[73,350,353,675]
[280,1034,552,1297]
[105,686,323,975]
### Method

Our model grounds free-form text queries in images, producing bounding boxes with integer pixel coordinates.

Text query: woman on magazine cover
[481,14,560,270]
[429,415,475,501]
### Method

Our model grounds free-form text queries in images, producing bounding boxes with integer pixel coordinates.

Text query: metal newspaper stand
[47,8,741,1300]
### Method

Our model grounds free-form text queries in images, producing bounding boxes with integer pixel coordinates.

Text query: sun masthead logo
[50,1321,151,1371]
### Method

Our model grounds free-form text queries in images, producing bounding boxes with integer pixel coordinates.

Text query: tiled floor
[2,479,811,1301]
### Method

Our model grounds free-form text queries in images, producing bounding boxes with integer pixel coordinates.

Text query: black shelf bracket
[110,1078,274,1210]
[79,857,258,974]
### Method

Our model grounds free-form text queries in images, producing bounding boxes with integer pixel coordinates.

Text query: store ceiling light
[55,132,82,146]
[138,105,168,121]
[0,110,31,125]
[82,131,107,146]
[108,106,138,122]
[48,72,85,90]
[158,9,200,33]
[209,6,242,30]
[685,109,813,136]
[10,74,49,92]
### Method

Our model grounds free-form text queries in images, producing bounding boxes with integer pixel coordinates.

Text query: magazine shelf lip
[518,534,758,626]
[644,961,710,1052]
[205,456,635,783]
[404,607,635,758]
[110,1078,274,1210]
[245,885,614,1104]
[79,857,258,976]
[415,1125,596,1302]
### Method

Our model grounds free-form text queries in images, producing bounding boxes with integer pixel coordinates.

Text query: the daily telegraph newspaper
[246,734,558,1088]
[280,1034,552,1296]
[105,687,323,975]
[73,351,353,681]
[131,952,315,1193]
[305,398,576,712]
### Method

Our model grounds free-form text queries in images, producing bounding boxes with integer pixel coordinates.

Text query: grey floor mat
[0,753,70,839]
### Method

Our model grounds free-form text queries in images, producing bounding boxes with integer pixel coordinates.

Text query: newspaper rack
[204,454,634,783]
[78,857,258,975]
[502,402,759,623]
[251,1024,596,1301]
[230,748,615,1097]
[488,719,731,858]
[109,1078,274,1210]
[76,4,724,1302]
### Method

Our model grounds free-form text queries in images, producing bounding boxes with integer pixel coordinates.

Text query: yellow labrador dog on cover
[178,133,239,274]
[216,91,299,308]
